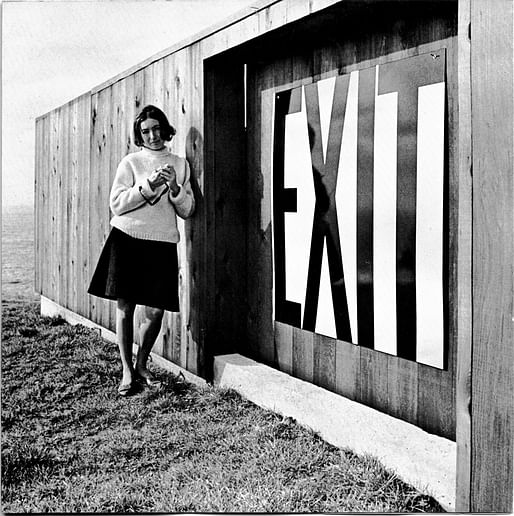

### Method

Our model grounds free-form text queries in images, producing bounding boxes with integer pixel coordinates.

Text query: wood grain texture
[88,91,106,325]
[33,1,471,445]
[292,326,314,383]
[43,115,52,299]
[186,43,204,376]
[68,100,78,314]
[79,94,92,320]
[52,109,61,304]
[245,60,275,365]
[470,0,513,511]
[313,334,337,393]
[243,1,457,437]
[275,321,293,375]
[34,118,42,294]
[334,340,359,399]
[455,0,472,509]
[108,80,123,331]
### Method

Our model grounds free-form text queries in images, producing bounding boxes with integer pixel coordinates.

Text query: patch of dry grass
[1,302,443,513]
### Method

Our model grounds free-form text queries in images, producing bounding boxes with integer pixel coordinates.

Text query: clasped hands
[148,164,180,196]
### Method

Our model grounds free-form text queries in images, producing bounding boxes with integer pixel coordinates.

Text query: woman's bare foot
[134,365,162,388]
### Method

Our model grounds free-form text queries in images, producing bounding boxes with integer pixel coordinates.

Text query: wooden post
[455,0,472,510]
[469,0,513,511]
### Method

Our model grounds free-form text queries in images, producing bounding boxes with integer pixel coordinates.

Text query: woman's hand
[147,166,172,190]
[162,164,181,196]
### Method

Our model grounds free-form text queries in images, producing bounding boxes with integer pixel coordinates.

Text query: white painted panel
[336,70,359,344]
[284,87,315,315]
[315,240,337,339]
[415,82,445,369]
[373,88,398,356]
[317,76,337,164]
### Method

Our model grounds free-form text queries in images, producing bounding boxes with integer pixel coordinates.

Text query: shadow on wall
[185,125,207,377]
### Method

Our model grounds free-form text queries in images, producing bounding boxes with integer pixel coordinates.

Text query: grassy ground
[1,301,444,513]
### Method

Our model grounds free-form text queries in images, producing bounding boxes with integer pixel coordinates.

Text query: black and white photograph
[2,0,512,512]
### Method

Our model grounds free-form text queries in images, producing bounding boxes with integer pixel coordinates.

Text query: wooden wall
[35,94,92,319]
[241,1,458,439]
[468,0,513,511]
[35,51,207,374]
[35,0,350,376]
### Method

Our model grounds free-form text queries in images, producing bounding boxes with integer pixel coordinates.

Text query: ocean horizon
[2,204,38,303]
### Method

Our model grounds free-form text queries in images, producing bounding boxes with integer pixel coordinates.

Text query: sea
[2,204,38,304]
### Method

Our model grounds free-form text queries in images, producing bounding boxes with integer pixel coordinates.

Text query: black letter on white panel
[302,75,352,342]
[273,88,302,327]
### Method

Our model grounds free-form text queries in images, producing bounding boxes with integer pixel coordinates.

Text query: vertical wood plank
[387,358,418,429]
[183,45,199,375]
[123,73,136,155]
[172,311,182,366]
[246,60,275,365]
[187,44,209,378]
[80,94,92,319]
[201,56,218,378]
[49,109,57,303]
[34,118,42,294]
[292,327,314,383]
[455,0,473,509]
[69,100,79,313]
[186,42,204,376]
[37,115,43,296]
[101,87,114,331]
[313,334,337,393]
[89,92,101,323]
[470,0,513,511]
[274,321,293,374]
[54,108,62,305]
[61,105,69,309]
[334,340,359,399]
[44,114,52,300]
[108,80,123,332]
[64,102,72,311]
[359,346,389,411]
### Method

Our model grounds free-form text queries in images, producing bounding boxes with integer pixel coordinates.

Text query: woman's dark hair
[133,105,176,147]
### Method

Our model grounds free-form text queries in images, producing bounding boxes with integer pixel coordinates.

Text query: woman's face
[140,117,165,150]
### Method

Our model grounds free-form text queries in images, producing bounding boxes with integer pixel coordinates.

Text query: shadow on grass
[1,301,444,513]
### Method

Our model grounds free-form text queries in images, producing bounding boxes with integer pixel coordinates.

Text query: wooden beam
[470,0,513,511]
[455,0,472,510]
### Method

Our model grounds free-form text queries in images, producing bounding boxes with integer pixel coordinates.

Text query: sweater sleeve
[109,157,166,216]
[169,158,195,219]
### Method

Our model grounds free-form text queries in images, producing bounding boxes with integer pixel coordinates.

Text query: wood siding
[469,0,513,511]
[244,1,458,439]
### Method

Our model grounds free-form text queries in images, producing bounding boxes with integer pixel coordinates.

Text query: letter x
[302,76,352,342]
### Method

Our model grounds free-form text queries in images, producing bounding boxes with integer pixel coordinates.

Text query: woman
[88,104,195,396]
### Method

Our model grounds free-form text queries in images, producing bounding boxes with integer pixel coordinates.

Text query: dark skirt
[88,227,179,311]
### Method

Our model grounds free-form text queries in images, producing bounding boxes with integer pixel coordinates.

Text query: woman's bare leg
[135,305,164,380]
[116,298,136,387]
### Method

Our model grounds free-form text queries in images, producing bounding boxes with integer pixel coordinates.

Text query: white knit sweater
[109,146,195,243]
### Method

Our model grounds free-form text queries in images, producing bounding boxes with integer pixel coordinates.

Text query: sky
[1,0,258,208]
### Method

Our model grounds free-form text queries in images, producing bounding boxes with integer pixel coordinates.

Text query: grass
[1,301,444,513]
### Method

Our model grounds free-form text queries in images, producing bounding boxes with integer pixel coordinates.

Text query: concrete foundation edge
[213,353,456,511]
